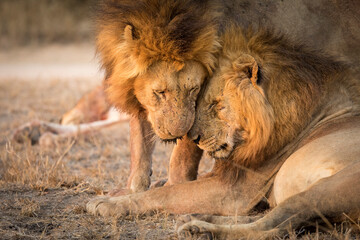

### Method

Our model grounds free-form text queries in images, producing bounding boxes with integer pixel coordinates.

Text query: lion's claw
[86,196,109,216]
[86,196,130,217]
[86,196,120,217]
[176,214,215,231]
[177,220,214,240]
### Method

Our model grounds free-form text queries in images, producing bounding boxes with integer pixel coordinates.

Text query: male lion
[94,0,221,194]
[177,26,360,238]
[87,25,360,237]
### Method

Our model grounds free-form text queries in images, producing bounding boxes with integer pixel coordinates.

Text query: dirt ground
[0,45,359,239]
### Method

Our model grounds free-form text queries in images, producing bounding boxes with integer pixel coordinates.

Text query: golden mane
[213,26,355,182]
[96,0,220,115]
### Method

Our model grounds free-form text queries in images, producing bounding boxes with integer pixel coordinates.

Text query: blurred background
[0,0,101,80]
[0,0,93,48]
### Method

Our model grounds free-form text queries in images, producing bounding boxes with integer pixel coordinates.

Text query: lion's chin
[159,137,182,144]
[154,130,177,141]
[209,150,231,159]
[208,144,232,159]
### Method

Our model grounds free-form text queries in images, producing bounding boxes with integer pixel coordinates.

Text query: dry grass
[0,77,359,239]
[0,0,93,48]
[0,77,181,239]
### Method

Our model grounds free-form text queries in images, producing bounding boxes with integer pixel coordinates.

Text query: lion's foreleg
[166,135,203,185]
[176,213,270,239]
[178,220,278,240]
[87,176,253,217]
[124,113,155,194]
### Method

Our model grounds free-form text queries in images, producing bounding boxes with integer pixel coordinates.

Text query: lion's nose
[168,127,188,138]
[193,135,201,144]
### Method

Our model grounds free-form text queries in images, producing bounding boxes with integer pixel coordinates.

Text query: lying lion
[176,26,360,238]
[87,25,360,238]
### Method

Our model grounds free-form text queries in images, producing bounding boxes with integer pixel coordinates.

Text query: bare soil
[0,45,359,239]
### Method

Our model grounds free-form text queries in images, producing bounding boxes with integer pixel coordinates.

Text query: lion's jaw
[189,53,275,162]
[199,126,241,159]
[134,60,206,140]
[188,69,243,159]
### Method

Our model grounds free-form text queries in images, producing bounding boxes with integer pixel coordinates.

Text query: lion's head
[96,0,220,140]
[189,26,339,170]
[189,54,274,162]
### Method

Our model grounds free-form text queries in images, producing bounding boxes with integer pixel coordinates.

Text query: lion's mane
[96,0,220,115]
[213,26,359,182]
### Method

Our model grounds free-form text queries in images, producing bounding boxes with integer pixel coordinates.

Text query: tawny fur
[61,85,110,125]
[91,0,223,193]
[92,0,360,194]
[86,25,360,235]
[176,26,360,238]
[96,0,220,115]
[206,26,360,182]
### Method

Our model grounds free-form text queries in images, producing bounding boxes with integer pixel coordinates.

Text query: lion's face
[134,60,206,140]
[97,1,219,141]
[189,54,274,160]
[188,63,241,159]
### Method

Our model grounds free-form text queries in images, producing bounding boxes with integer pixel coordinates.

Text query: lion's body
[87,24,360,238]
[273,119,360,205]
[176,27,360,238]
[60,85,110,125]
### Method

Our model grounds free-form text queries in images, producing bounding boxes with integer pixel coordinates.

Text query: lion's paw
[86,196,129,217]
[177,220,215,240]
[176,214,214,231]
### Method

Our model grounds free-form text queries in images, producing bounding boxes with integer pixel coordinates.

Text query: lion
[86,25,360,237]
[176,26,360,238]
[60,85,111,125]
[12,85,128,148]
[14,0,219,193]
[93,0,222,194]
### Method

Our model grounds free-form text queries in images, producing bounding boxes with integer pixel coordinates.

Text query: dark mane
[96,0,220,115]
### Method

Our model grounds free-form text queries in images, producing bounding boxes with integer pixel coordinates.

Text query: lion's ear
[124,25,136,42]
[232,54,264,96]
[232,54,259,87]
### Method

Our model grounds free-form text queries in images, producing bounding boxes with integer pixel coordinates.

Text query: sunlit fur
[96,0,220,116]
[190,25,360,182]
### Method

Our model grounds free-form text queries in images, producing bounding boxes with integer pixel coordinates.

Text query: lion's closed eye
[153,89,166,100]
[217,103,228,120]
[208,101,218,111]
[189,86,200,96]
